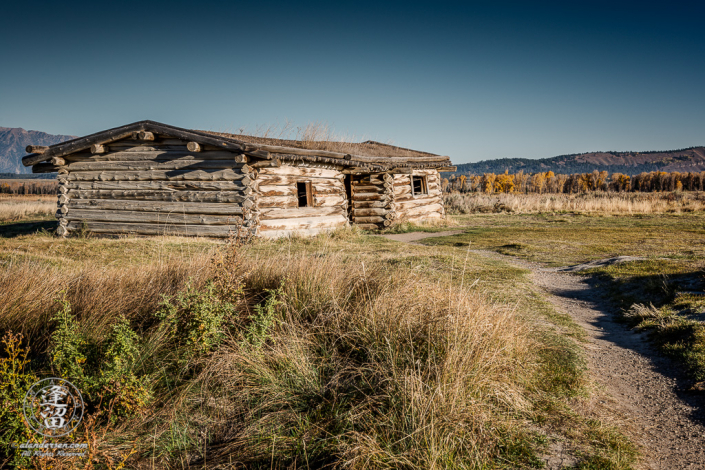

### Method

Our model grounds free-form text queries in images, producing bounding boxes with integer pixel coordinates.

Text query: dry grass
[444,191,705,215]
[381,215,458,233]
[0,230,635,468]
[0,195,56,221]
[0,252,214,348]
[192,251,538,468]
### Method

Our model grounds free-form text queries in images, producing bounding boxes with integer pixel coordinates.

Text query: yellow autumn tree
[578,173,591,192]
[481,173,496,193]
[494,170,515,193]
[531,172,546,194]
[459,175,468,192]
[471,175,482,193]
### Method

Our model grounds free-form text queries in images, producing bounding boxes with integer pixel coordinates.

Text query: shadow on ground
[552,272,705,425]
[0,220,56,238]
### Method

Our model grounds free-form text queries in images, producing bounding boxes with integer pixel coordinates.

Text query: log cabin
[22,121,455,238]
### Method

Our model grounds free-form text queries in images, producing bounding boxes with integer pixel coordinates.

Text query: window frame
[296,181,314,207]
[411,175,428,196]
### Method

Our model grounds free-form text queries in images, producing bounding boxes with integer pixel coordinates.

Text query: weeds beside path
[478,250,705,470]
[382,230,705,469]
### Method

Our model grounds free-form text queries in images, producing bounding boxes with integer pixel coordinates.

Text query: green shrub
[97,317,151,418]
[0,332,37,468]
[244,285,283,348]
[49,300,150,419]
[156,281,235,356]
[49,296,88,382]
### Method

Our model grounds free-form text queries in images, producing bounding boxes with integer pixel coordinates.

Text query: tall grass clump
[0,254,213,347]
[189,252,541,468]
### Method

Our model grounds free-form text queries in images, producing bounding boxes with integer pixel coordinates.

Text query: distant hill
[0,127,76,174]
[455,147,705,176]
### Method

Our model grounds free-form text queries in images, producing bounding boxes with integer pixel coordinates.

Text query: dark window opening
[297,182,313,207]
[412,176,427,195]
[344,175,352,217]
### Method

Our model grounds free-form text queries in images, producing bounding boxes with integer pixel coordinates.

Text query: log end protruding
[91,144,107,154]
[187,142,201,152]
[26,145,49,154]
[51,157,66,166]
[137,131,155,141]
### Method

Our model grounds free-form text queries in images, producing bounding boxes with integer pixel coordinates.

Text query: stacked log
[240,163,260,237]
[382,173,397,227]
[55,172,70,236]
[350,173,391,230]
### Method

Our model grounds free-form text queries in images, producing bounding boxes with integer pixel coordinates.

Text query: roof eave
[21,120,452,169]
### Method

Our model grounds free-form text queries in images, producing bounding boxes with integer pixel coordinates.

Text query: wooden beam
[65,180,247,191]
[65,168,247,182]
[137,131,155,141]
[342,167,374,174]
[51,157,66,166]
[66,220,242,238]
[65,160,244,171]
[187,142,201,152]
[67,199,244,215]
[436,166,457,172]
[65,150,238,162]
[91,144,107,154]
[66,189,249,203]
[26,145,49,154]
[65,209,244,226]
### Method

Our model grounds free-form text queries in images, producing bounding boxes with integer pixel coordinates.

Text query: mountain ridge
[455,147,705,176]
[0,127,76,174]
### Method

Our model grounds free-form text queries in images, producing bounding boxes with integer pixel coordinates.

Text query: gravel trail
[380,232,705,469]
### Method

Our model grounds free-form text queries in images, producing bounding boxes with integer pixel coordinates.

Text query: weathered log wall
[393,169,444,223]
[349,169,443,229]
[55,137,256,238]
[255,164,348,238]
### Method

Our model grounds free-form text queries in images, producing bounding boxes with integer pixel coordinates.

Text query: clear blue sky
[1,0,703,164]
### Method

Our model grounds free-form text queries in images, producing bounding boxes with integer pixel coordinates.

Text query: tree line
[0,179,57,195]
[443,170,705,194]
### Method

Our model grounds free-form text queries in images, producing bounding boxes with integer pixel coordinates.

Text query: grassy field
[0,195,641,469]
[423,211,705,383]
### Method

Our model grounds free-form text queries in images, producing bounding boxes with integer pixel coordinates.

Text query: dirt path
[377,230,465,244]
[380,232,705,469]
